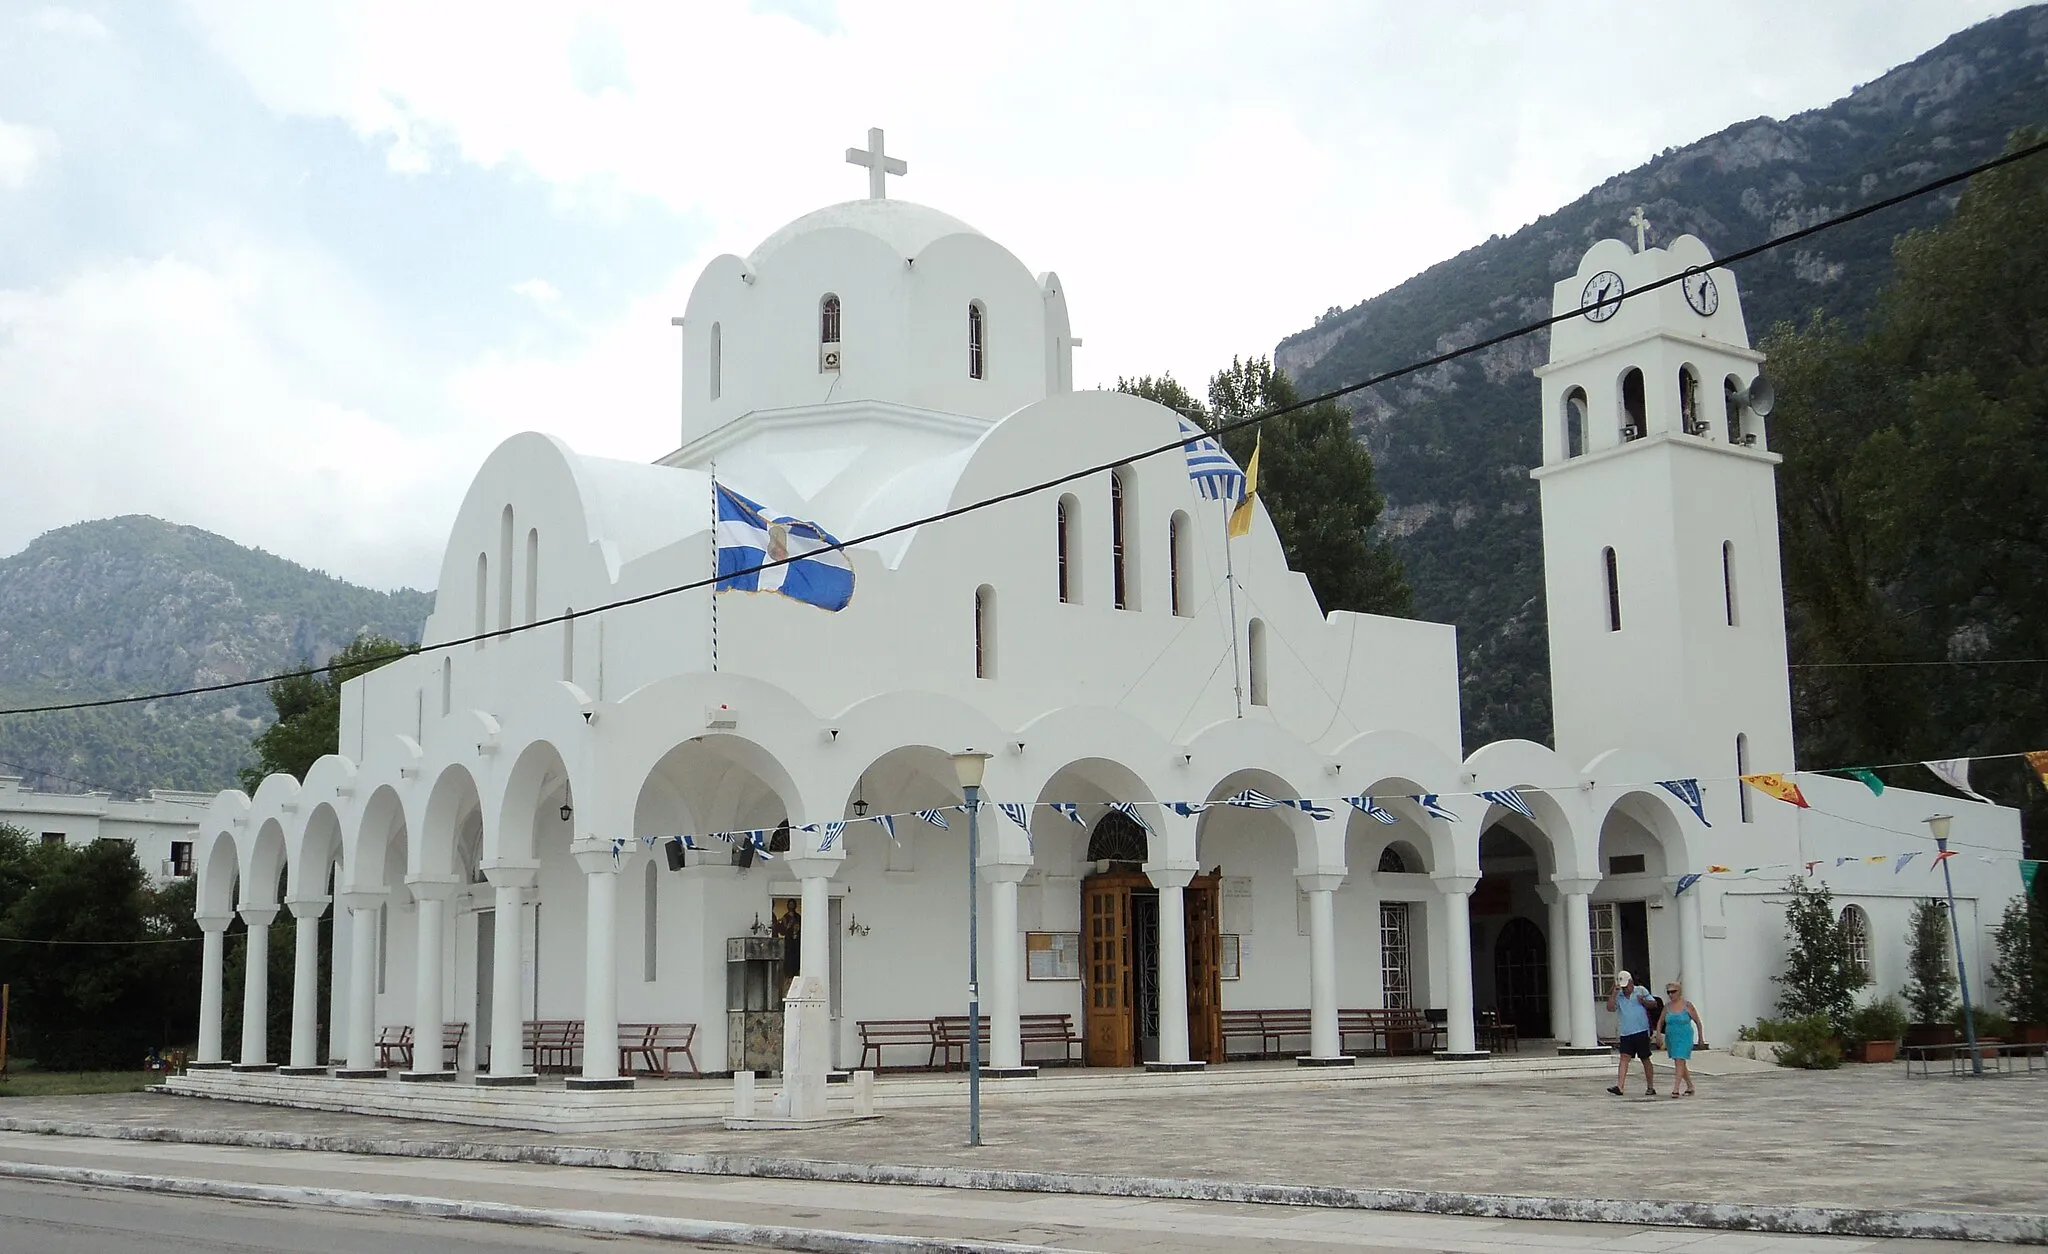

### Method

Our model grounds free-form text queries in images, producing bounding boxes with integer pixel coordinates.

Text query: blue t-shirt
[1616,986,1653,1035]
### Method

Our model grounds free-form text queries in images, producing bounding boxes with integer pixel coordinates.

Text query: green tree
[1990,890,2047,1024]
[241,634,413,791]
[1118,358,1413,618]
[1903,898,1959,1024]
[1773,878,1866,1036]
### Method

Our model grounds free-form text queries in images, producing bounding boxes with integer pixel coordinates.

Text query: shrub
[1959,1005,2013,1040]
[1903,899,1959,1023]
[1739,1017,1792,1042]
[1843,995,1908,1046]
[1774,878,1866,1037]
[1773,1013,1843,1069]
[1990,893,2048,1023]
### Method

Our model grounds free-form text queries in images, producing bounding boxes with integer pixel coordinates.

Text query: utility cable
[5,135,2046,720]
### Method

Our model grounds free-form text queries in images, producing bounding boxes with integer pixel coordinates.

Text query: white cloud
[0,120,54,188]
[511,278,562,306]
[34,6,109,39]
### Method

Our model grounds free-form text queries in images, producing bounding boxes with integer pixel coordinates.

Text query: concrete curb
[3,1116,2042,1244]
[0,1159,1062,1254]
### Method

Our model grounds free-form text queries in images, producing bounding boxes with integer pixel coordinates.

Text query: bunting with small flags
[2027,752,2048,790]
[916,808,950,829]
[816,821,846,853]
[1413,794,1459,823]
[1656,779,1710,826]
[873,813,897,842]
[1476,788,1535,820]
[998,803,1032,852]
[1923,758,1992,803]
[1170,801,1211,817]
[1674,873,1702,896]
[1284,798,1336,820]
[1226,788,1279,809]
[1895,851,1918,873]
[1841,768,1885,797]
[1347,795,1400,824]
[1110,800,1151,831]
[1741,773,1810,809]
[1053,802,1085,826]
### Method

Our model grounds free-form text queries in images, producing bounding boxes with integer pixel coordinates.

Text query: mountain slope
[0,516,433,796]
[1275,4,2048,749]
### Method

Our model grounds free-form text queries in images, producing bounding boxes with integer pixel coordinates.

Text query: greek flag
[710,831,734,844]
[713,484,855,611]
[1110,800,1150,832]
[1053,802,1085,826]
[916,808,950,829]
[1674,873,1702,897]
[816,821,846,853]
[747,830,776,860]
[1178,418,1244,502]
[998,803,1031,835]
[1657,779,1711,827]
[1476,788,1535,820]
[1170,801,1211,817]
[1347,795,1400,825]
[1412,794,1459,822]
[1284,799,1335,820]
[610,837,627,863]
[872,813,897,843]
[1226,788,1279,809]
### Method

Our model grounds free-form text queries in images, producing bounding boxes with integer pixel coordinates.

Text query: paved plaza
[3,1059,2042,1220]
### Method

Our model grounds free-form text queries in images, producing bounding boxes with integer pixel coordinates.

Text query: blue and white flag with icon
[713,483,854,611]
[1177,418,1245,502]
[1170,801,1211,817]
[1657,779,1711,827]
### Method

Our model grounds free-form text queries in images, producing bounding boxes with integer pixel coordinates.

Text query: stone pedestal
[723,977,877,1130]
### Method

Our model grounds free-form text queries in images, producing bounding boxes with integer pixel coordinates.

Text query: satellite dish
[1745,373,1775,418]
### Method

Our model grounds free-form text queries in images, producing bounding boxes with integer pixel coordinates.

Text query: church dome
[748,199,985,267]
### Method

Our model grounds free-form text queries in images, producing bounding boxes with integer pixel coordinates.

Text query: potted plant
[1990,893,2048,1042]
[1903,899,1959,1039]
[1771,878,1867,1042]
[1842,996,1907,1063]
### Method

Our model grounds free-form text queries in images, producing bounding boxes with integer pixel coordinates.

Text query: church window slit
[525,528,540,625]
[1379,902,1412,1008]
[1056,494,1079,603]
[1736,733,1752,822]
[1602,547,1621,632]
[1620,368,1646,440]
[498,506,515,633]
[1722,541,1738,626]
[1564,387,1587,459]
[562,607,575,682]
[1169,510,1191,616]
[1111,470,1133,610]
[1678,365,1702,434]
[474,553,488,649]
[1248,617,1269,706]
[974,584,995,678]
[968,301,985,379]
[440,657,451,717]
[709,322,722,400]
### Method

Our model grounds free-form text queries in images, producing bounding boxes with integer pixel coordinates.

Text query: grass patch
[0,1068,158,1097]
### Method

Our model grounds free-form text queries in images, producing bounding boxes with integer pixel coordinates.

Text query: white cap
[1615,970,1633,985]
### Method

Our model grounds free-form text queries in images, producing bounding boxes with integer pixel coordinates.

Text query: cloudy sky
[0,1,2026,591]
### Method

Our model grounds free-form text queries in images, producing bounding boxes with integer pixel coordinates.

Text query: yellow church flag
[1227,433,1261,539]
[1740,773,1810,809]
[2026,750,2048,789]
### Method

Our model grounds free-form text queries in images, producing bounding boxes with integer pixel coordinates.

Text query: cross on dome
[1628,205,1650,253]
[845,127,907,200]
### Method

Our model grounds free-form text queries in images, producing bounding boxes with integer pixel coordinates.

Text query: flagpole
[1221,502,1244,720]
[709,464,720,674]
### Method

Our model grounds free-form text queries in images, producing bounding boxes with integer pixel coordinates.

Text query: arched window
[1111,470,1131,610]
[524,528,539,625]
[474,553,488,650]
[643,861,659,983]
[498,505,515,633]
[968,301,985,379]
[1840,905,1872,982]
[1564,386,1587,458]
[1086,810,1148,864]
[1169,510,1192,616]
[1678,365,1702,433]
[709,322,722,400]
[562,606,575,681]
[1377,845,1408,874]
[1248,617,1270,706]
[819,294,840,345]
[1603,547,1621,632]
[974,584,995,679]
[440,656,452,717]
[1620,368,1646,439]
[1736,732,1752,823]
[1056,494,1079,603]
[1722,541,1738,626]
[1724,374,1744,443]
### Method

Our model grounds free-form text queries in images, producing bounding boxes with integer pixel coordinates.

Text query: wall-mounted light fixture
[847,913,873,937]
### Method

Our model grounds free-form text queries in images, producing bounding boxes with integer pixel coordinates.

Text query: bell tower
[1532,224,1794,825]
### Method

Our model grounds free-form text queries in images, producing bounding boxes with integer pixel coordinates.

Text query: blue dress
[1664,1000,1697,1060]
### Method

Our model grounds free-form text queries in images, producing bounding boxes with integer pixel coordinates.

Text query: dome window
[968,302,986,380]
[820,295,841,372]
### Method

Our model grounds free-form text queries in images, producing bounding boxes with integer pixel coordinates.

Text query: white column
[1539,887,1572,1045]
[195,915,232,1065]
[337,892,384,1072]
[482,862,538,1084]
[1432,875,1480,1056]
[569,845,630,1088]
[1146,864,1198,1069]
[800,873,830,991]
[327,903,350,1065]
[1298,872,1346,1062]
[1562,882,1600,1050]
[237,905,279,1068]
[1675,882,1706,1032]
[407,876,459,1076]
[285,898,328,1070]
[986,862,1030,1072]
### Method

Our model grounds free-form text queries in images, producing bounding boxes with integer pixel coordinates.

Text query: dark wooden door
[1083,875,1136,1067]
[1492,915,1550,1038]
[1185,872,1223,1064]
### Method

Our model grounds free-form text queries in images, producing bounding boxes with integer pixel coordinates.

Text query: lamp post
[1924,814,1984,1077]
[952,749,993,1147]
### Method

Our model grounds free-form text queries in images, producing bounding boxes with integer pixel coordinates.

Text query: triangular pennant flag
[817,821,847,853]
[1656,780,1711,826]
[1923,758,1992,803]
[748,830,776,860]
[1741,773,1810,808]
[610,837,627,863]
[1110,800,1151,832]
[1804,860,1821,875]
[682,833,701,850]
[873,813,897,843]
[997,803,1033,853]
[1476,788,1535,820]
[1413,794,1459,823]
[1674,873,1703,896]
[1226,788,1279,809]
[1347,795,1401,825]
[1170,801,1211,817]
[1835,856,1853,867]
[1932,848,1957,867]
[1284,799,1336,820]
[1707,865,1732,874]
[2026,752,2048,790]
[916,808,951,829]
[2023,860,2040,890]
[1840,767,1885,797]
[1864,855,1888,864]
[1052,802,1085,826]
[1895,851,1918,873]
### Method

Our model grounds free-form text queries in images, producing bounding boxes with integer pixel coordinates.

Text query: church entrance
[1080,868,1221,1067]
[1491,915,1550,1038]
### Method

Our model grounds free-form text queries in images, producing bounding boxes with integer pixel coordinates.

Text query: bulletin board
[1025,931,1082,981]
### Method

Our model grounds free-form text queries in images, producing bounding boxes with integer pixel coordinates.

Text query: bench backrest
[859,1019,939,1041]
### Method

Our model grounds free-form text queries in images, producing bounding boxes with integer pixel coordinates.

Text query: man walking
[1606,969,1656,1096]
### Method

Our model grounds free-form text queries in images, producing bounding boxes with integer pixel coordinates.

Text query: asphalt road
[0,1177,740,1253]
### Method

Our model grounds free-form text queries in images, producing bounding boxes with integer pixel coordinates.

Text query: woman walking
[1659,980,1703,1097]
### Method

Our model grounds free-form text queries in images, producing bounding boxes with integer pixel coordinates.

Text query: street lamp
[1925,814,1984,1077]
[952,749,993,1147]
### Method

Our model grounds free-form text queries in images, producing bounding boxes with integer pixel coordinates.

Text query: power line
[1790,657,2048,669]
[5,135,2046,721]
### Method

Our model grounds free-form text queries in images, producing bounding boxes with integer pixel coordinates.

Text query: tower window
[1725,374,1745,443]
[1603,547,1621,632]
[524,528,539,625]
[1620,369,1646,440]
[1736,732,1752,823]
[562,607,575,681]
[820,295,841,344]
[1248,617,1269,706]
[1056,494,1079,603]
[1678,365,1702,434]
[1111,470,1131,610]
[974,584,995,678]
[498,505,515,633]
[709,322,722,400]
[1722,541,1738,626]
[474,552,488,649]
[1564,387,1587,459]
[1169,510,1191,616]
[968,302,986,379]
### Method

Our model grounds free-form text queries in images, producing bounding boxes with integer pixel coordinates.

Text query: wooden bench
[1220,1009,1269,1059]
[619,1022,701,1078]
[933,1013,1084,1068]
[374,1022,467,1069]
[856,1018,945,1071]
[1478,1010,1519,1053]
[525,1019,584,1073]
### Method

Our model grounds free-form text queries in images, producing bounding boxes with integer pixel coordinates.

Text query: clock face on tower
[1682,269,1720,316]
[1580,270,1624,322]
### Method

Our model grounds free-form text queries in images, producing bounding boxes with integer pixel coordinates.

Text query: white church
[183,133,2023,1095]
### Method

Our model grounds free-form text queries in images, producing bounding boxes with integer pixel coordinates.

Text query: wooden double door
[1081,870,1222,1067]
